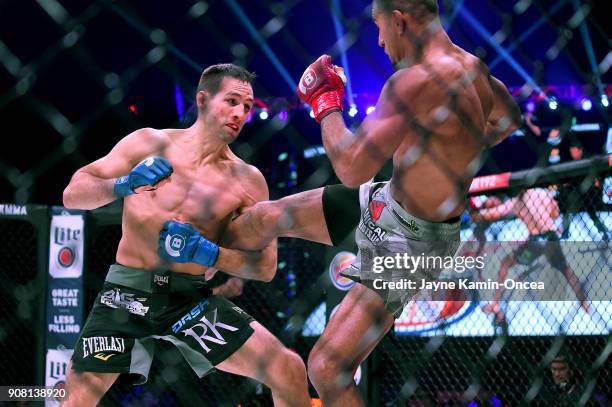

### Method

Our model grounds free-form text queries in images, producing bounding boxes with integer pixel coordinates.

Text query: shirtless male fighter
[475,188,590,323]
[61,64,310,407]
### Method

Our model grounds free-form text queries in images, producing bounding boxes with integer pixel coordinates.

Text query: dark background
[0,0,610,204]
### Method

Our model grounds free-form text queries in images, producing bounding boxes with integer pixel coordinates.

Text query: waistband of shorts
[105,263,208,293]
[382,183,461,240]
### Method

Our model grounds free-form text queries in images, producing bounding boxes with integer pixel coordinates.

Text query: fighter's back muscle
[390,50,493,220]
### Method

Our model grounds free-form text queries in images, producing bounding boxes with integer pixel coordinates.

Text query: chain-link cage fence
[0,218,40,387]
[379,162,611,406]
[0,207,48,388]
[0,0,611,406]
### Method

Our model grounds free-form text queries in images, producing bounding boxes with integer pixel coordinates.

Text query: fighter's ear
[196,90,210,110]
[391,10,406,34]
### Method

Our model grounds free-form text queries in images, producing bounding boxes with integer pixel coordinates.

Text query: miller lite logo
[45,348,73,403]
[53,226,80,269]
[49,214,84,278]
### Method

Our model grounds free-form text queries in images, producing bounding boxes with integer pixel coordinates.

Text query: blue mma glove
[158,220,219,267]
[114,156,173,197]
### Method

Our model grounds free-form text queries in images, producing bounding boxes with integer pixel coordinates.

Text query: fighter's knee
[265,348,306,390]
[281,349,307,381]
[250,201,283,231]
[61,367,116,407]
[307,349,337,389]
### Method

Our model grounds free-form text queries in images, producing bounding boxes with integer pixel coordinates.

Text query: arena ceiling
[0,0,609,204]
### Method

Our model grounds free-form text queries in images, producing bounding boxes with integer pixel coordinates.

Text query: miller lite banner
[45,348,71,406]
[45,208,85,405]
[49,211,84,279]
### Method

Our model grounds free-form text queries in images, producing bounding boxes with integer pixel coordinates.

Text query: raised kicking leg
[223,188,332,250]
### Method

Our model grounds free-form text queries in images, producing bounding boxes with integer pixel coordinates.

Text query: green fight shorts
[71,264,254,384]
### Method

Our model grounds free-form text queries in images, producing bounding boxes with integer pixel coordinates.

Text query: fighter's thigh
[312,283,394,369]
[215,321,300,382]
[62,362,118,407]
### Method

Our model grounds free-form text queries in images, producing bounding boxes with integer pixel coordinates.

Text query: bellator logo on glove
[299,70,318,94]
[297,55,347,122]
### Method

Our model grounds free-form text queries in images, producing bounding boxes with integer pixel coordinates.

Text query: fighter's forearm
[63,172,118,210]
[214,243,277,282]
[320,112,363,186]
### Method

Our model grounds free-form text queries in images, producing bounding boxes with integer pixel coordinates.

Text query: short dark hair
[197,63,256,95]
[552,353,573,368]
[374,0,439,21]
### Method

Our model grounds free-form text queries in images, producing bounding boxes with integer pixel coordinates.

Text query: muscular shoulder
[118,127,171,162]
[223,152,269,204]
[384,66,445,115]
[237,163,269,203]
[387,66,431,95]
[124,127,169,144]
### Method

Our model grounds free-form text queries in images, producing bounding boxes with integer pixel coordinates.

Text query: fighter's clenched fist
[114,156,173,197]
[297,55,346,122]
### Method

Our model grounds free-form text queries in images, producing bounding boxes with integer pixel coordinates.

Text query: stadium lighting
[580,98,592,111]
